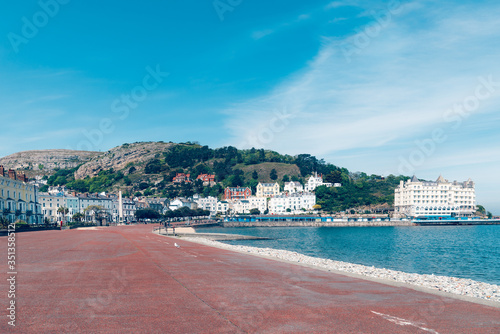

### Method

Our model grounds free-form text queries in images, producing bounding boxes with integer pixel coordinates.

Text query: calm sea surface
[195,225,500,285]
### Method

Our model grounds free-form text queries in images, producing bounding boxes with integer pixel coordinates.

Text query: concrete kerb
[154,231,500,309]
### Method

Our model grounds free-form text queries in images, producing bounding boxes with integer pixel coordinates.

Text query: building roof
[436,175,446,183]
[285,181,302,186]
[411,175,419,182]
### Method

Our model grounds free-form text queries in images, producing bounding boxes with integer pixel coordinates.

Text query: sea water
[195,225,500,285]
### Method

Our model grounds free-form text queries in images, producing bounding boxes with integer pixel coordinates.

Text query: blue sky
[1,0,499,213]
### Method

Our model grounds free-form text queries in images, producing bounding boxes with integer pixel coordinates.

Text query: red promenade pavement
[1,225,499,333]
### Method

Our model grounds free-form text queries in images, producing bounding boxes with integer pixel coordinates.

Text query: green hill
[41,142,409,212]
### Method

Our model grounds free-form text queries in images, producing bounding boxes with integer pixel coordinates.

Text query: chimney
[0,165,4,177]
[8,169,16,180]
[17,171,27,183]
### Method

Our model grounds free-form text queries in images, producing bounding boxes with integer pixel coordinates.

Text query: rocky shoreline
[182,237,500,304]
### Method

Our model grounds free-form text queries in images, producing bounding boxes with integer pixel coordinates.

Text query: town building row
[3,164,478,223]
[0,171,333,223]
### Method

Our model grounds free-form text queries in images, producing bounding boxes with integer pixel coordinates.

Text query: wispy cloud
[326,1,346,9]
[21,95,70,105]
[225,0,500,213]
[252,29,276,40]
[20,128,81,145]
[226,1,500,157]
[251,12,313,40]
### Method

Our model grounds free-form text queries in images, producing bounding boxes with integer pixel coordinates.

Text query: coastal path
[1,225,498,333]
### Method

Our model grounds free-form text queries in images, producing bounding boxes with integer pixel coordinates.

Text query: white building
[256,182,280,198]
[217,201,230,214]
[231,196,268,214]
[394,175,476,218]
[78,193,118,223]
[39,192,79,223]
[195,196,218,215]
[121,197,136,222]
[305,172,332,192]
[268,192,316,215]
[248,196,267,214]
[233,200,251,214]
[284,181,304,193]
[168,198,197,211]
[39,191,121,224]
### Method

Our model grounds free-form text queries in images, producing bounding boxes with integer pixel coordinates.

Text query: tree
[487,212,493,219]
[57,206,69,225]
[68,179,89,193]
[0,216,8,229]
[135,209,161,220]
[325,170,342,184]
[295,154,319,176]
[230,174,245,187]
[145,159,164,174]
[249,208,260,215]
[252,170,259,180]
[84,205,107,226]
[72,212,84,223]
[193,163,211,176]
[282,174,289,183]
[138,182,150,190]
[270,169,278,181]
[164,207,210,219]
[123,176,132,186]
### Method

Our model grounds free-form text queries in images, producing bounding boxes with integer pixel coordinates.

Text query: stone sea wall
[222,221,415,227]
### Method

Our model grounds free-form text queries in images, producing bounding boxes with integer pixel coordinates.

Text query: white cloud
[224,1,500,213]
[252,29,275,40]
[21,95,69,105]
[226,1,500,155]
[326,1,346,9]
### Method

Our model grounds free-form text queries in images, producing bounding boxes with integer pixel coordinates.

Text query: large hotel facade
[394,175,476,218]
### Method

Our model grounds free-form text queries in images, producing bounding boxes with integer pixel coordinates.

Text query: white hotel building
[394,175,476,218]
[268,192,316,215]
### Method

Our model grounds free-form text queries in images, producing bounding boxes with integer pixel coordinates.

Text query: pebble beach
[183,236,500,304]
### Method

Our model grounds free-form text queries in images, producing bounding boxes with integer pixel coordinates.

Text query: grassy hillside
[236,162,301,183]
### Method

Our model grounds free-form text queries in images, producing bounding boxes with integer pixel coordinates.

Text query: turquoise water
[195,225,500,285]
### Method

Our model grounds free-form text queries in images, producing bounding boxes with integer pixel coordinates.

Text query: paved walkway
[1,225,499,333]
